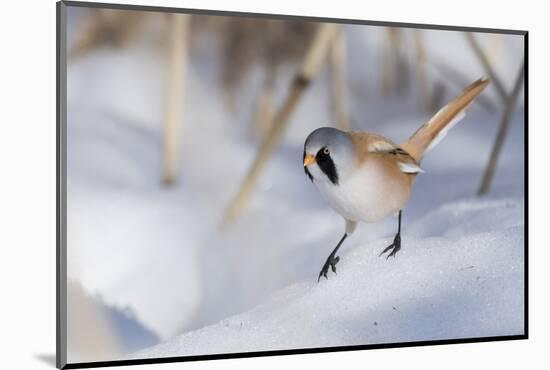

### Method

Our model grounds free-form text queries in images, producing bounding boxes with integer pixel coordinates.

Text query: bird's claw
[385,246,400,259]
[330,256,340,272]
[318,255,340,282]
[379,234,401,259]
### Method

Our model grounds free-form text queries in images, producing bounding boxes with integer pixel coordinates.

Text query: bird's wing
[352,132,423,174]
[367,135,423,174]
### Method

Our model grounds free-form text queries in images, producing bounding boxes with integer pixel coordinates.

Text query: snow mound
[133,197,524,359]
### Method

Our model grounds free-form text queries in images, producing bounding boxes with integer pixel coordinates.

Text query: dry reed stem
[162,14,190,185]
[254,82,276,140]
[477,60,524,195]
[330,27,351,131]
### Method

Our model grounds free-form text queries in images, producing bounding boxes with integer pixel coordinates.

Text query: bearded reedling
[303,79,490,281]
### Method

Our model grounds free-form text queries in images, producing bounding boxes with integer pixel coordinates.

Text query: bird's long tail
[401,78,490,162]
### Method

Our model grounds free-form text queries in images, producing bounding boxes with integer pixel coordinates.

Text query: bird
[303,78,490,281]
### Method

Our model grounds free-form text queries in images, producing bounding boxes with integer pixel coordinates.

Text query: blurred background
[64,5,525,363]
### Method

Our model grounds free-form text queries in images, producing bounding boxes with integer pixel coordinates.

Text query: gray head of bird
[303,127,354,186]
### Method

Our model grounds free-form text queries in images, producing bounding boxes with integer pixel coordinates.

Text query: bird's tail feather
[401,78,490,162]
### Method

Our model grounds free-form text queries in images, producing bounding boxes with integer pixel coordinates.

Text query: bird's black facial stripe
[303,151,313,182]
[316,146,339,185]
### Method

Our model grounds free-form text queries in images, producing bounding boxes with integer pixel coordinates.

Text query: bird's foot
[318,254,340,282]
[379,233,401,259]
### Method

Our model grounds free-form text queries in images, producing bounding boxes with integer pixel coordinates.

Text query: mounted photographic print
[57,1,528,368]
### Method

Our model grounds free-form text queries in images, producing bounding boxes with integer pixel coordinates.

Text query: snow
[134,196,524,358]
[65,7,525,363]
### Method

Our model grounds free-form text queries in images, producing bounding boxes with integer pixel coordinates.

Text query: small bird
[303,78,490,281]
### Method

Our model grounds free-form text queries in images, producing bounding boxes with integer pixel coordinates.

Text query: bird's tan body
[316,133,415,223]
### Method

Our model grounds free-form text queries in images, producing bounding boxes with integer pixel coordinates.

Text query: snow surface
[134,197,524,358]
[65,8,525,362]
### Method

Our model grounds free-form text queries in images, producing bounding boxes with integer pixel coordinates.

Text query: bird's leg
[318,233,348,282]
[379,210,402,259]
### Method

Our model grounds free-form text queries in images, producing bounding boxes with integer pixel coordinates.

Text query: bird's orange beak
[303,154,316,167]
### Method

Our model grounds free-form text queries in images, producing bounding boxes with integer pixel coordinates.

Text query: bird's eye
[323,147,330,155]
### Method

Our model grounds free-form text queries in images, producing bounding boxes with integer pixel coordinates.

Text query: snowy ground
[134,197,524,358]
[65,8,525,363]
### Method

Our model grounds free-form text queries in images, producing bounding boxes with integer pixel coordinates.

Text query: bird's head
[303,127,354,186]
